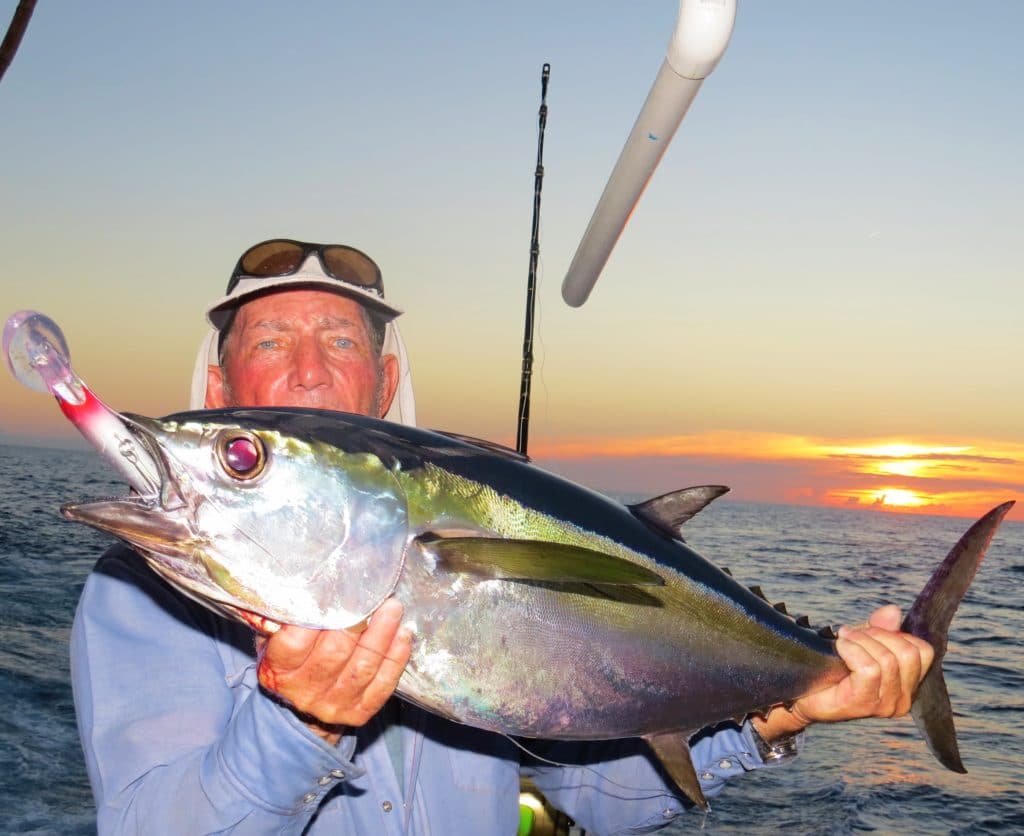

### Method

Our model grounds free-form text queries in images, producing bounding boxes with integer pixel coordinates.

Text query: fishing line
[531,227,552,436]
[502,734,675,800]
[531,97,551,436]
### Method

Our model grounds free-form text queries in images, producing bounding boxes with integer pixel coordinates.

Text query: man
[72,238,934,834]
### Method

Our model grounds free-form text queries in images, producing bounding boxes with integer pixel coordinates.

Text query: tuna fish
[62,406,1014,809]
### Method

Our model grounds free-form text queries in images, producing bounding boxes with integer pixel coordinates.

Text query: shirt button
[302,792,317,804]
[718,759,733,769]
[317,775,333,786]
[700,772,714,782]
[662,808,677,819]
[382,800,394,813]
[330,769,346,779]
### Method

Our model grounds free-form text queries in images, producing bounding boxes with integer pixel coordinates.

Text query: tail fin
[903,501,1015,772]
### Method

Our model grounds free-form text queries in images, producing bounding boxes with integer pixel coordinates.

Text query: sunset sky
[1,2,1021,522]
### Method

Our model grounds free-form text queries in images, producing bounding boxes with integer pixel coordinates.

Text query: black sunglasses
[227,239,384,296]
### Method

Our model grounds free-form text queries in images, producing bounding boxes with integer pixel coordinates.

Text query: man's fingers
[838,604,902,637]
[867,604,902,631]
[256,599,413,728]
[262,625,329,674]
[859,626,933,714]
[336,600,405,693]
[357,599,406,658]
[354,627,413,719]
[834,632,890,708]
[793,605,939,728]
[307,605,412,725]
[835,626,931,718]
[262,600,403,680]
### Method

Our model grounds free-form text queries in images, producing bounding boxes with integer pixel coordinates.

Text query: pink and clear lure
[4,310,159,493]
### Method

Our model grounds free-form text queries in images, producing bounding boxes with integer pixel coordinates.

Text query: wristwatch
[748,722,802,764]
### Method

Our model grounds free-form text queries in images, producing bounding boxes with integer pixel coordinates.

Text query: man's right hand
[256,598,413,743]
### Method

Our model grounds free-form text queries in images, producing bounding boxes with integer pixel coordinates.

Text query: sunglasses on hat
[227,239,384,297]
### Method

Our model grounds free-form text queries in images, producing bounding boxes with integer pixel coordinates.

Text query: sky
[1,1,1021,522]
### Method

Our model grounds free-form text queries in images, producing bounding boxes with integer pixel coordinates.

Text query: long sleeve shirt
[71,544,794,835]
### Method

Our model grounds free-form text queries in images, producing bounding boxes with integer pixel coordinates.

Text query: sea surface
[0,443,1021,835]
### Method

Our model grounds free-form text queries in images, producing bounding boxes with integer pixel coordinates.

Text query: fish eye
[215,431,266,480]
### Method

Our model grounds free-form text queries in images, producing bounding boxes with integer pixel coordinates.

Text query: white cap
[189,252,416,426]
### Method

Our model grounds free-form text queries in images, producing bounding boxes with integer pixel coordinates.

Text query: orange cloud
[531,431,1023,522]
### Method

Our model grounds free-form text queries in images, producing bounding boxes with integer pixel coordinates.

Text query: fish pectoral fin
[629,486,730,540]
[415,535,664,586]
[643,731,709,811]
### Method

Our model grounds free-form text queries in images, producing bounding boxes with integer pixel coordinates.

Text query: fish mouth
[60,494,195,555]
[60,412,287,630]
[60,413,191,551]
[119,413,186,506]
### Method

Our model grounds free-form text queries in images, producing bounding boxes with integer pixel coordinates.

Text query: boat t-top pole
[561,0,736,307]
[515,63,551,456]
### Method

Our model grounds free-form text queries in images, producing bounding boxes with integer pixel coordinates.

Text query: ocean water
[664,499,1024,835]
[0,443,1021,835]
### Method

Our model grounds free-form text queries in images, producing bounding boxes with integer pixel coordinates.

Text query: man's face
[205,289,398,416]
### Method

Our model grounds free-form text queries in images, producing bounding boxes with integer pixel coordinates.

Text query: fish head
[62,412,410,631]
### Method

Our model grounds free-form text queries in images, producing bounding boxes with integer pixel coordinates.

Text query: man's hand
[754,604,936,741]
[256,598,413,744]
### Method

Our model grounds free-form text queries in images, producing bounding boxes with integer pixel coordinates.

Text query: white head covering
[189,251,416,426]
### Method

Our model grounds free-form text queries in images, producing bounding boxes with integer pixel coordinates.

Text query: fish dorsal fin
[643,731,708,811]
[428,430,531,462]
[628,486,729,540]
[415,534,664,587]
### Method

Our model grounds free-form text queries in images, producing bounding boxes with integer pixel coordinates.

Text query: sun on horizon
[531,432,1023,523]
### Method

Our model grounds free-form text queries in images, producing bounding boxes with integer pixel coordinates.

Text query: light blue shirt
[71,545,795,835]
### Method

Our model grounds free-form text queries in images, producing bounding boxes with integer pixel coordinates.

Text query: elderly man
[71,238,933,834]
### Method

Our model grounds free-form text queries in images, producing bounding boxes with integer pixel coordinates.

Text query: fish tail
[902,501,1015,772]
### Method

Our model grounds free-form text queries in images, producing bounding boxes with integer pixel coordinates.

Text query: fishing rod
[561,0,736,307]
[0,0,37,83]
[515,62,550,456]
